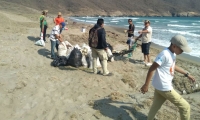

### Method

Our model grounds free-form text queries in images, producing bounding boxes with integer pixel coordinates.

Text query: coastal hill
[2,0,200,17]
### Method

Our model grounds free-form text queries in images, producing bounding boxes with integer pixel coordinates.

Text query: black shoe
[97,71,101,74]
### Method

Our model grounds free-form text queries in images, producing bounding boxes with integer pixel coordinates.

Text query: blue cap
[60,22,66,28]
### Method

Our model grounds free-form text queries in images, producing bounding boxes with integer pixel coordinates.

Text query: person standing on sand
[50,22,65,59]
[89,18,113,76]
[126,19,135,50]
[140,35,196,120]
[40,10,48,42]
[135,20,152,66]
[53,12,65,33]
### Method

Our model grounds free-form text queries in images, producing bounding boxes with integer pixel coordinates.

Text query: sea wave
[167,24,193,28]
[169,21,178,23]
[110,21,119,23]
[167,30,200,37]
[85,20,96,23]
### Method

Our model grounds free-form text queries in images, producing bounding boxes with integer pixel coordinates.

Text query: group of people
[126,19,152,66]
[87,18,196,120]
[40,12,196,119]
[40,11,66,59]
[125,19,196,120]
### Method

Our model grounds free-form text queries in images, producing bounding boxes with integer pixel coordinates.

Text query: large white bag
[106,49,113,57]
[58,42,67,56]
[35,39,45,46]
[81,55,88,68]
[35,32,45,46]
[58,41,73,57]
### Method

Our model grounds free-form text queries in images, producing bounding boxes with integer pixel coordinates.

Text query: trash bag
[52,56,68,67]
[35,39,45,46]
[106,48,113,57]
[87,51,93,69]
[107,43,113,52]
[68,48,82,68]
[58,42,67,56]
[58,41,73,57]
[82,55,88,68]
[66,47,73,59]
[106,48,114,62]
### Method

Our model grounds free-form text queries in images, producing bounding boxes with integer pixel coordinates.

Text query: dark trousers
[43,25,47,41]
[51,40,59,59]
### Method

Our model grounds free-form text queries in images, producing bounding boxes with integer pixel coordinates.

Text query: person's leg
[97,49,109,75]
[92,48,98,74]
[147,42,151,63]
[164,89,190,120]
[56,40,59,51]
[43,25,47,41]
[148,89,166,120]
[144,54,147,63]
[51,40,56,59]
[142,43,147,62]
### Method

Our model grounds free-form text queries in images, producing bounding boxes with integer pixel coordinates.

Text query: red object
[55,17,64,25]
[65,28,68,30]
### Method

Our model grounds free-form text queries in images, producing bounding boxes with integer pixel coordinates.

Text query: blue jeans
[51,40,59,59]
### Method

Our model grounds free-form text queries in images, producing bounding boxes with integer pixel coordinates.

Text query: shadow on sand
[93,98,147,120]
[38,48,51,58]
[27,36,39,42]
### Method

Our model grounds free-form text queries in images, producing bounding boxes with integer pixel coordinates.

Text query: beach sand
[0,4,200,120]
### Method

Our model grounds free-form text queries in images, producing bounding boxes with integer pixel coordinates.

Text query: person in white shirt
[135,20,152,66]
[50,22,65,59]
[140,35,196,120]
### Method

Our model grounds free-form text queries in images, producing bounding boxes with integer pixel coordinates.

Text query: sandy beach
[0,3,200,120]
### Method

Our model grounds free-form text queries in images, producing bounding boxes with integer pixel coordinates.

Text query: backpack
[88,27,102,48]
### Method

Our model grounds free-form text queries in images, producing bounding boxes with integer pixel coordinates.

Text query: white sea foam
[136,22,143,24]
[192,23,199,25]
[110,21,119,23]
[167,29,200,37]
[85,20,96,23]
[167,24,193,28]
[169,21,178,23]
[155,21,159,22]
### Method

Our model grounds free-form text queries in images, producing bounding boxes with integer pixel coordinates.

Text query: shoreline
[106,27,200,65]
[70,18,200,65]
[151,43,200,65]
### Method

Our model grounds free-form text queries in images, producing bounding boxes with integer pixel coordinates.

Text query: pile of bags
[52,41,114,68]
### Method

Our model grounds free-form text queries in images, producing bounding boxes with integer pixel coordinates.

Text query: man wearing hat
[53,12,65,33]
[135,20,152,66]
[40,10,48,42]
[140,35,196,120]
[49,22,65,59]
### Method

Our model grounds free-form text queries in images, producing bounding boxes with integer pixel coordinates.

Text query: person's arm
[138,29,149,34]
[135,34,142,42]
[141,62,160,94]
[175,65,195,82]
[55,34,63,43]
[53,18,56,24]
[41,19,44,33]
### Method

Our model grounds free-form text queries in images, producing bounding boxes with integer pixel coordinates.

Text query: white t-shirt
[152,48,176,91]
[50,25,60,41]
[142,26,152,43]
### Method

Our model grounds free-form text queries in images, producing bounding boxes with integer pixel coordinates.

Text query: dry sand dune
[0,6,200,120]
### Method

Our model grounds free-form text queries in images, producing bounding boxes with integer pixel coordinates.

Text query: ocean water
[70,17,200,57]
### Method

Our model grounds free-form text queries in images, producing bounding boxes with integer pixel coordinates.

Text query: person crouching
[49,22,65,59]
